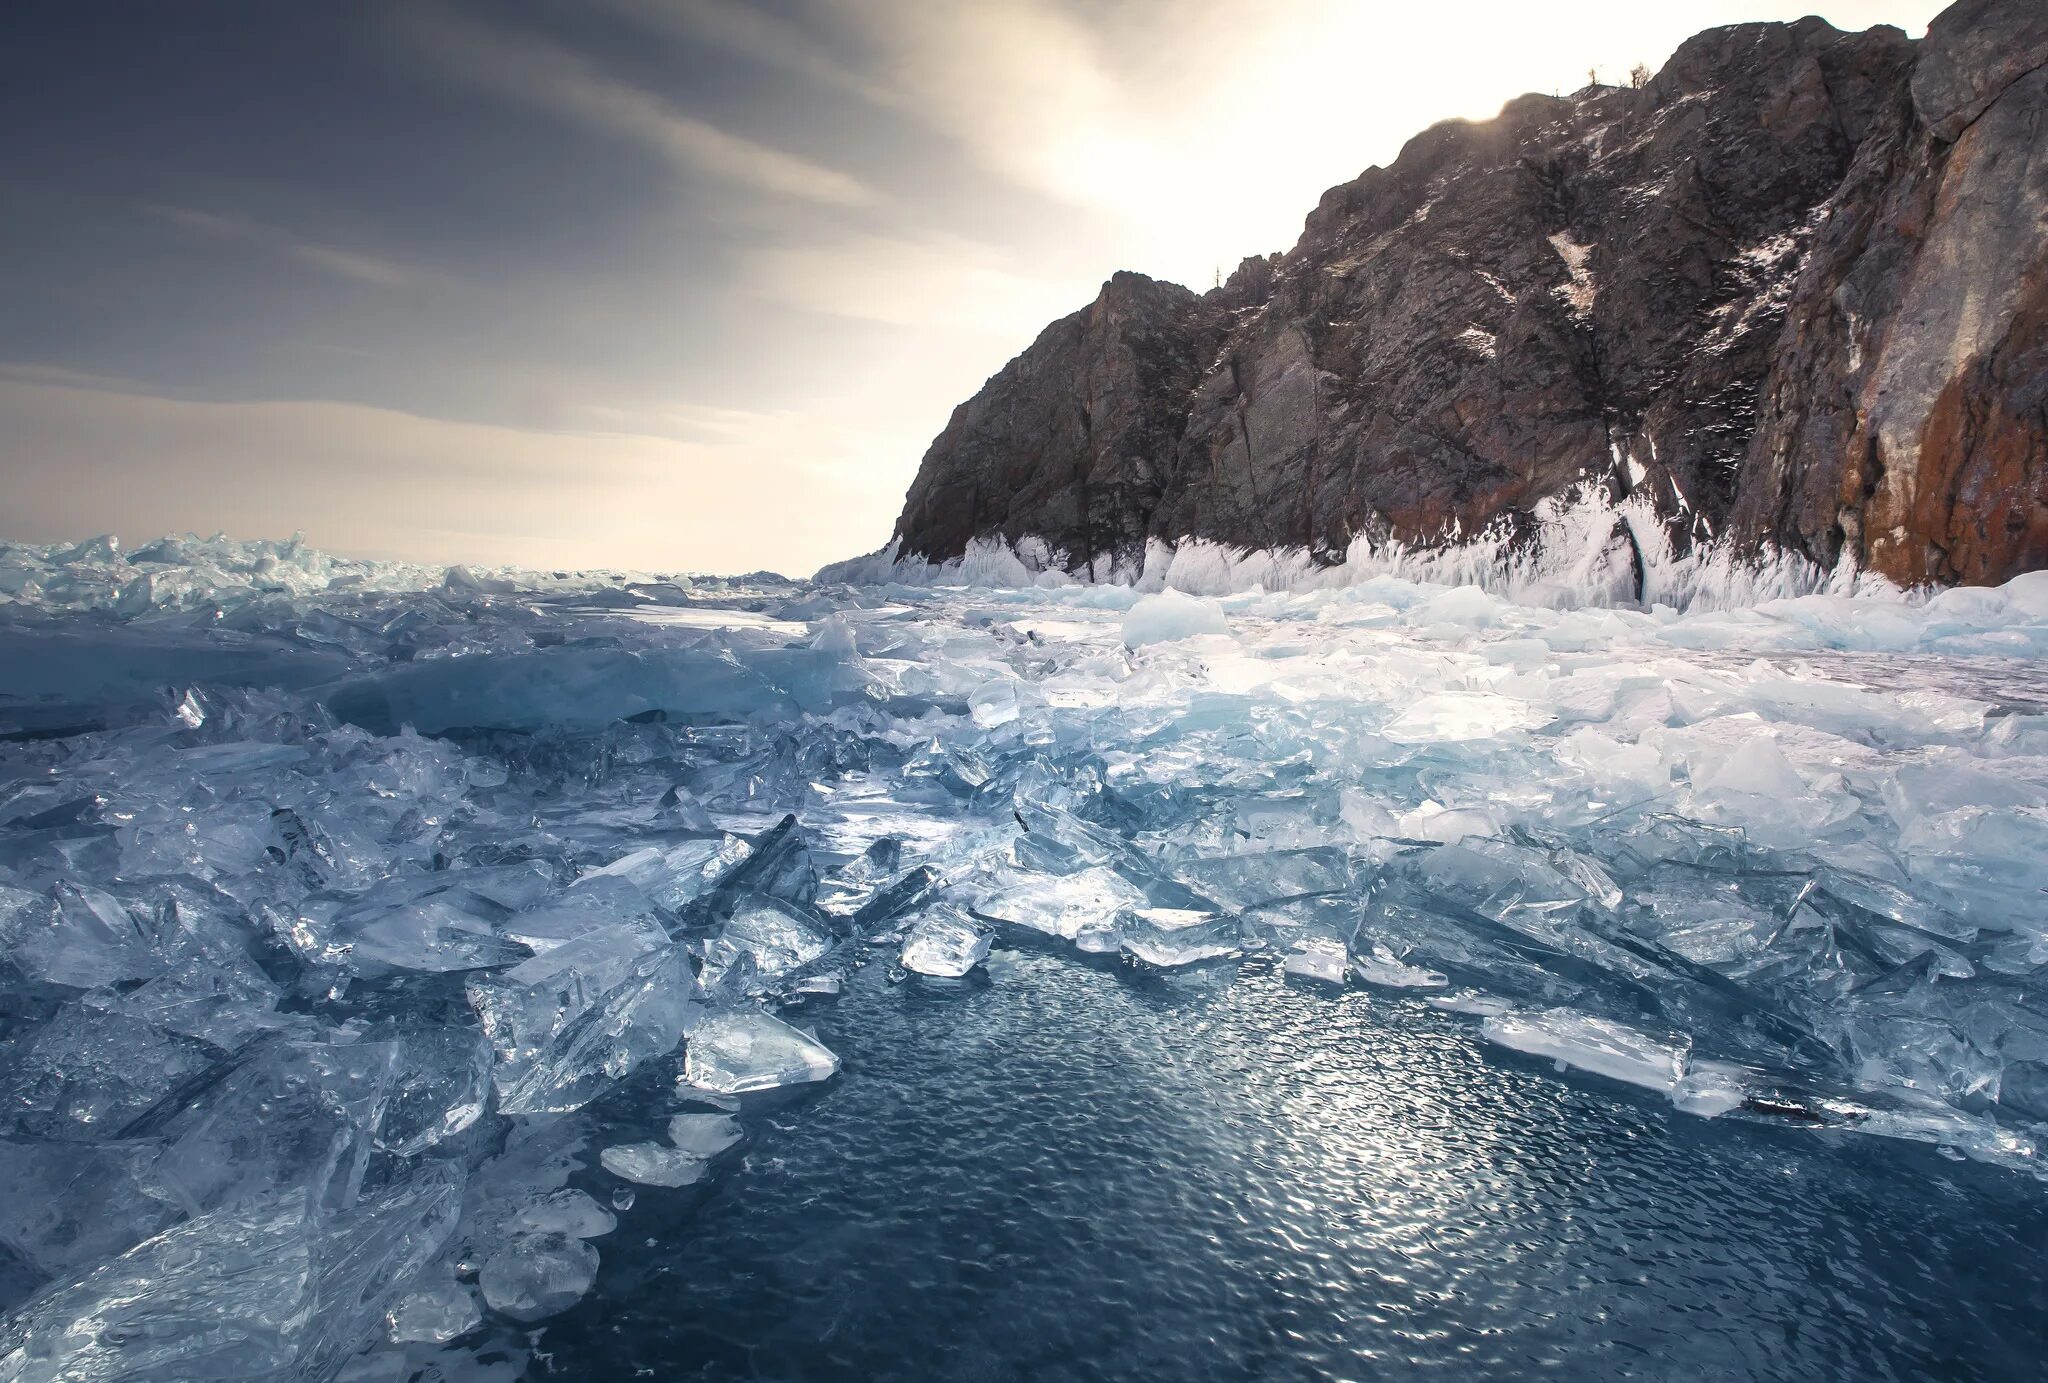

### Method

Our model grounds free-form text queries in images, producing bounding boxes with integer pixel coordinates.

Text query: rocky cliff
[884,0,2048,587]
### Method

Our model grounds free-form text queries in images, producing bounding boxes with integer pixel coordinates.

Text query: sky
[0,0,1947,576]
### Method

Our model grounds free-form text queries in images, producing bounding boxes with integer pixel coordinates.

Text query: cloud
[290,245,414,288]
[400,7,877,208]
[837,0,1136,212]
[149,205,420,287]
[0,377,900,575]
[829,0,1948,290]
[744,231,1080,337]
[0,361,157,393]
[597,0,895,106]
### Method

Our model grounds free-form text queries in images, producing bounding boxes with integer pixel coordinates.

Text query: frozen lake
[0,533,2044,1381]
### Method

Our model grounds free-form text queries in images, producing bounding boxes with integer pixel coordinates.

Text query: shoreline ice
[1,525,2045,1379]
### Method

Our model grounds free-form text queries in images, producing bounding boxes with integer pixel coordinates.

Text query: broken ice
[900,906,993,977]
[1481,1009,1688,1095]
[1352,944,1448,991]
[3,525,2048,1380]
[385,1279,482,1344]
[600,1142,708,1188]
[699,894,835,992]
[1282,938,1350,984]
[468,921,693,1115]
[478,1232,599,1322]
[683,1011,841,1095]
[1116,907,1240,968]
[668,1112,744,1157]
[1122,590,1227,647]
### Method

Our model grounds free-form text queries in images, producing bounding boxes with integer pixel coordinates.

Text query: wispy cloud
[401,7,878,208]
[597,0,896,107]
[824,0,1138,213]
[0,360,157,392]
[149,204,420,287]
[745,231,1076,337]
[0,375,895,574]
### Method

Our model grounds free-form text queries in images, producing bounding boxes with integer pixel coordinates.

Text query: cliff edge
[883,0,2048,587]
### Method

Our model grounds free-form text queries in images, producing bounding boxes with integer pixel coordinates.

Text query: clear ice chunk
[698,894,835,992]
[975,866,1146,940]
[454,1117,588,1267]
[587,836,739,912]
[373,1025,492,1156]
[667,1112,743,1157]
[1427,991,1515,1016]
[0,1139,180,1276]
[11,882,166,989]
[1481,1009,1688,1094]
[0,1194,320,1382]
[0,1165,455,1383]
[1414,839,1592,935]
[600,1142,707,1188]
[1174,849,1354,912]
[327,891,529,974]
[386,1278,483,1344]
[1671,1060,1751,1117]
[1381,691,1549,744]
[508,1187,616,1239]
[478,1231,600,1322]
[899,906,992,977]
[468,922,693,1115]
[1351,944,1448,990]
[499,874,668,954]
[0,1006,219,1143]
[1116,907,1240,967]
[293,867,552,974]
[89,953,284,1049]
[707,813,819,912]
[682,1011,840,1095]
[1282,938,1350,984]
[1122,590,1227,646]
[303,1165,464,1377]
[146,1037,397,1217]
[850,865,941,929]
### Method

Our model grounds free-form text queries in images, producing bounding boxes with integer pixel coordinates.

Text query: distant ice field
[0,528,2045,1380]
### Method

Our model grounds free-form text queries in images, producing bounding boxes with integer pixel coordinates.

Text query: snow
[1547,231,1597,319]
[834,484,1937,620]
[1457,324,1499,358]
[1122,589,1228,646]
[2,524,2046,1379]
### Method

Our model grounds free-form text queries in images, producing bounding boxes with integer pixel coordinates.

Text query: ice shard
[468,922,694,1115]
[682,1011,840,1095]
[899,906,993,977]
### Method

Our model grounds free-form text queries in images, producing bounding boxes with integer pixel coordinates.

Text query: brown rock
[882,0,2048,589]
[1910,0,2048,141]
[889,271,1226,576]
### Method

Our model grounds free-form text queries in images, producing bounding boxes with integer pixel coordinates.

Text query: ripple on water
[541,951,2048,1382]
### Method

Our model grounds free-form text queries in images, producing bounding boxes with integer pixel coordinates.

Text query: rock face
[887,0,2048,587]
[891,272,1227,579]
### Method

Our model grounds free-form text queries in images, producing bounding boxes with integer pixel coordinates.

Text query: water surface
[546,948,2048,1382]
